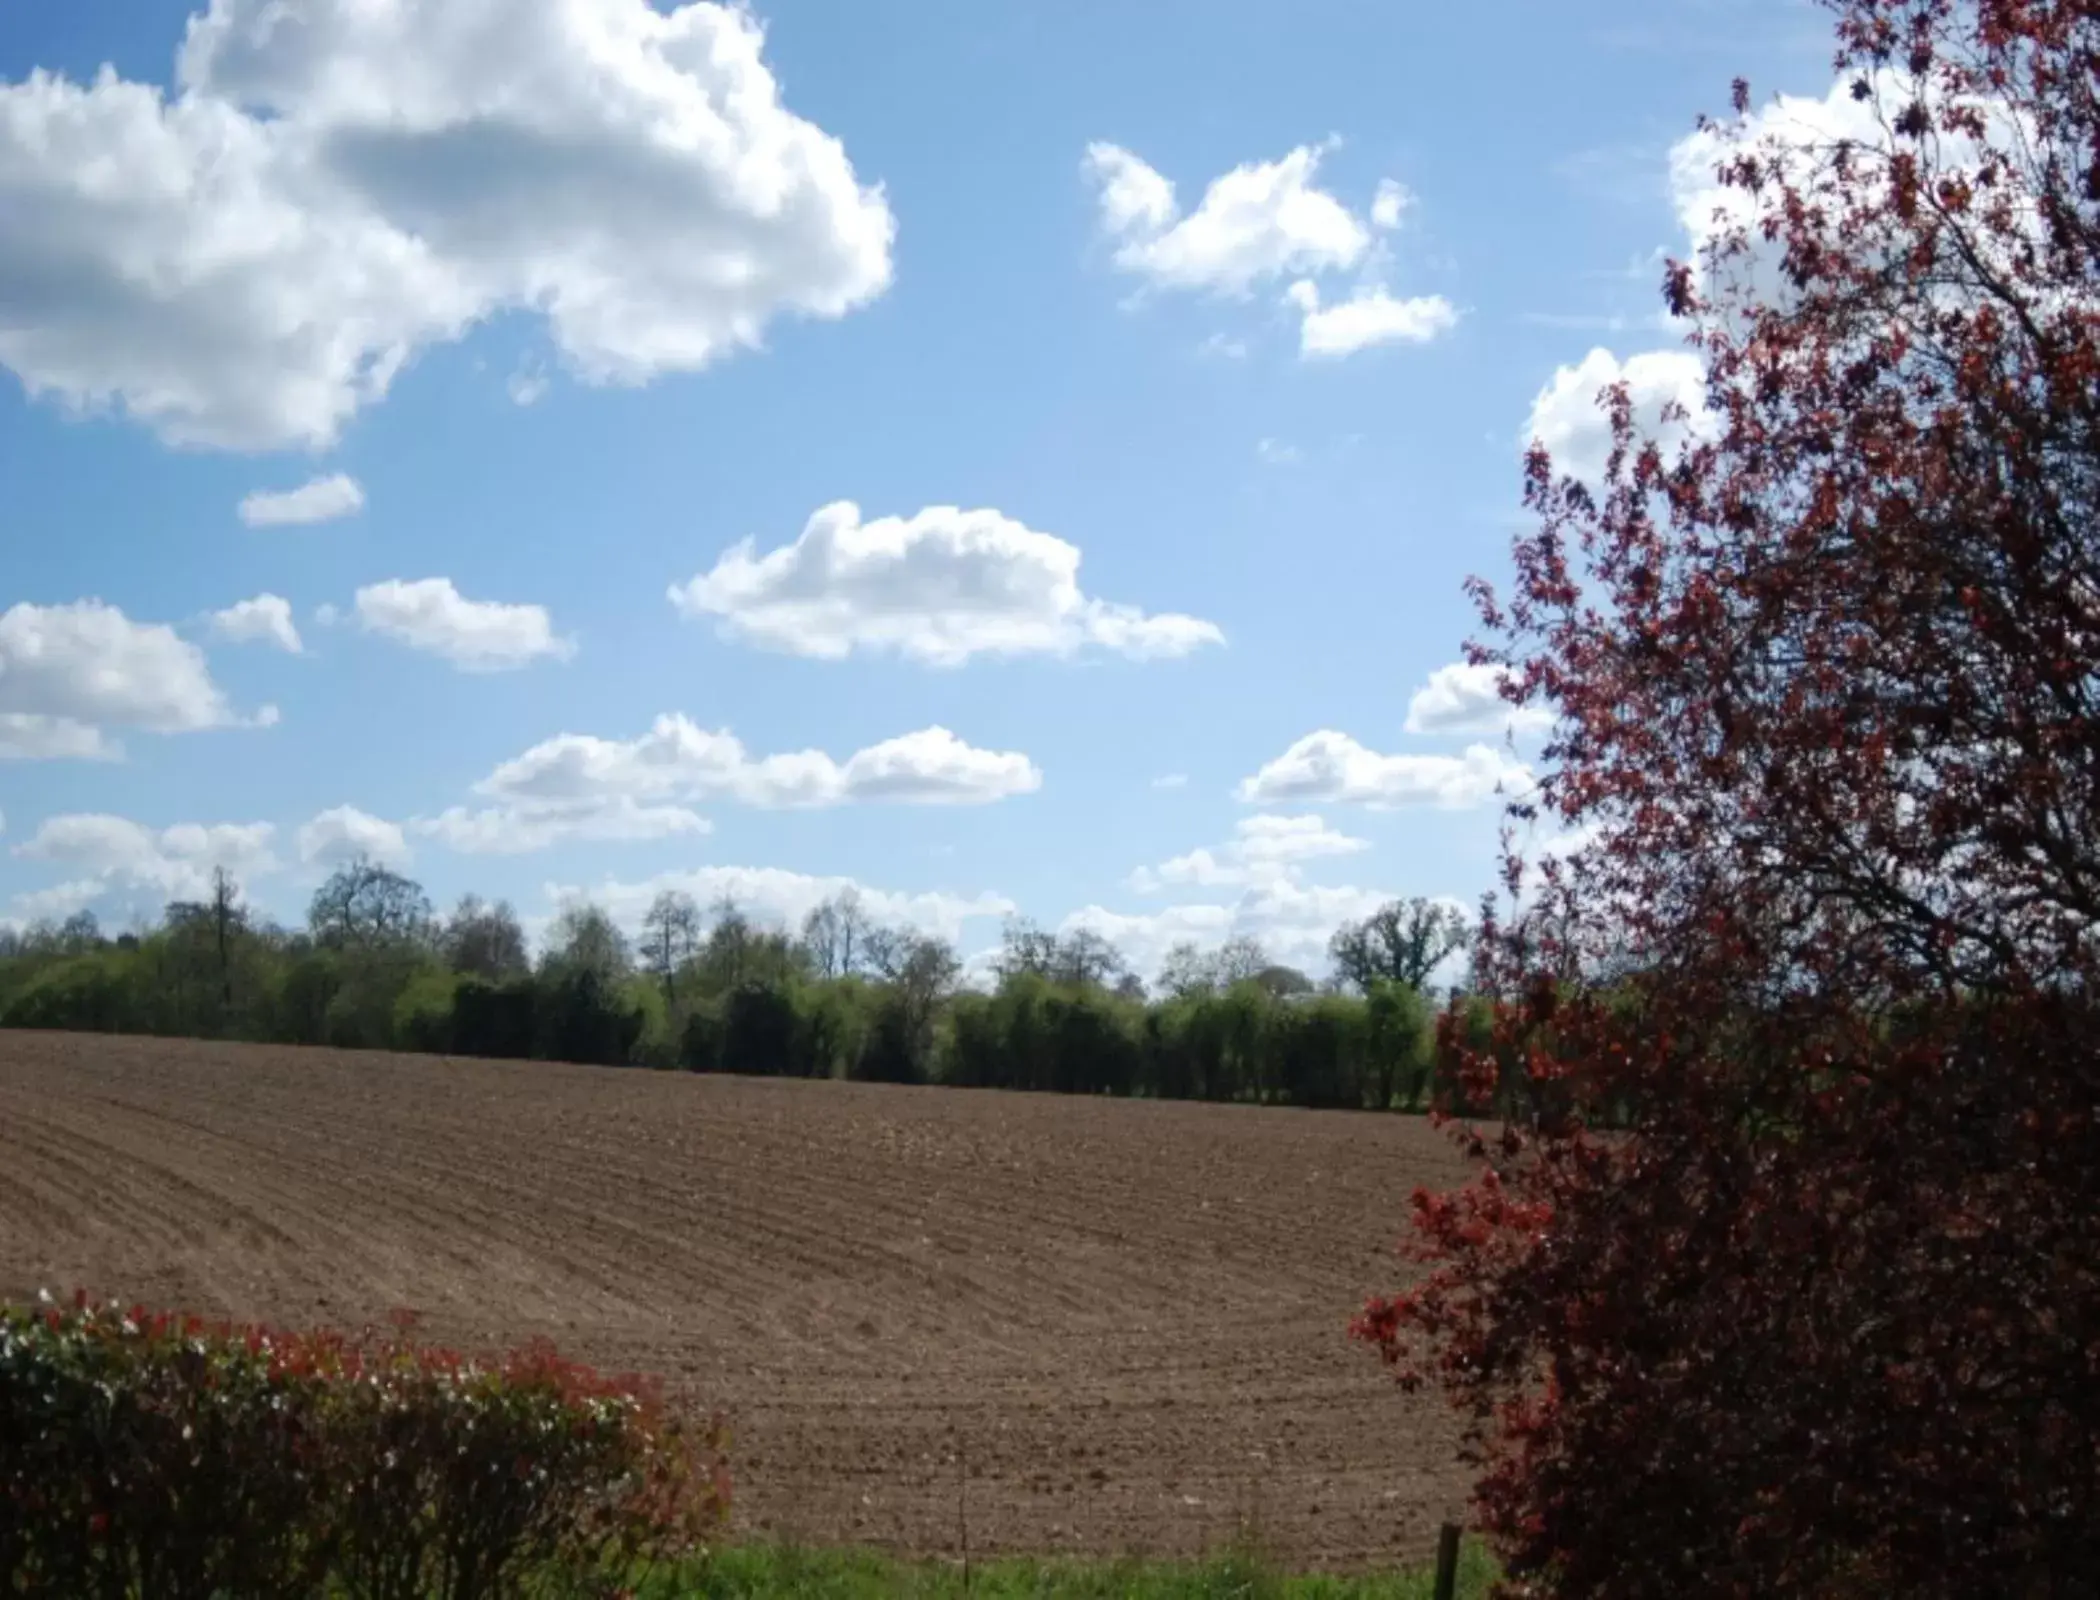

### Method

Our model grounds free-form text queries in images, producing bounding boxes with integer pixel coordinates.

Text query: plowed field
[0,1030,1476,1568]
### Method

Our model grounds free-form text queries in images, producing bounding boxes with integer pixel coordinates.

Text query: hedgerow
[0,1292,727,1599]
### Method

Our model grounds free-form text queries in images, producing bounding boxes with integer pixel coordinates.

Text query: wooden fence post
[1433,1521,1463,1600]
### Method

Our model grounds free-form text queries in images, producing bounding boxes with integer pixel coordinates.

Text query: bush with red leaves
[0,1291,727,1599]
[1354,4,2100,1596]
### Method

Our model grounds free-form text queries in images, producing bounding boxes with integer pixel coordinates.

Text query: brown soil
[0,1030,1476,1569]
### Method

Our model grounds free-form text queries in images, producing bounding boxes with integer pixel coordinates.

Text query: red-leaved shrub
[1354,2,2100,1595]
[0,1292,727,1599]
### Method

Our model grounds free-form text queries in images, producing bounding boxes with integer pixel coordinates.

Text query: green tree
[1271,995,1364,1109]
[1252,963,1314,1000]
[0,949,137,1031]
[718,979,801,1077]
[441,895,529,981]
[992,919,1128,989]
[1362,979,1433,1110]
[304,859,436,1049]
[640,890,700,1005]
[308,858,433,951]
[449,978,538,1060]
[1327,898,1469,995]
[540,903,631,983]
[854,929,958,1084]
[535,966,643,1066]
[799,889,874,978]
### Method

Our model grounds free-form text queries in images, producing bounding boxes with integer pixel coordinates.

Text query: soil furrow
[0,1030,1473,1570]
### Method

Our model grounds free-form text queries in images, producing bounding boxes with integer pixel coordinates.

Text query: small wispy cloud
[1520,310,1678,334]
[1370,178,1413,230]
[238,474,365,529]
[1549,142,1666,205]
[507,362,550,407]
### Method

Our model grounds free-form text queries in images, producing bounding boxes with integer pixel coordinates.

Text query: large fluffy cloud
[0,0,893,450]
[13,813,278,905]
[421,716,1040,854]
[1667,72,1931,318]
[1522,74,1940,487]
[1238,731,1532,809]
[0,599,253,759]
[671,501,1223,665]
[351,579,573,671]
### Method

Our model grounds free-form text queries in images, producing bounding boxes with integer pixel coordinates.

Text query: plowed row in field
[0,1030,1476,1568]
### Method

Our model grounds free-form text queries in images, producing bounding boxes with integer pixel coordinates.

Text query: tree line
[0,860,1483,1113]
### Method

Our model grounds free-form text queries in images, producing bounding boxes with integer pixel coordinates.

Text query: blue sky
[0,0,1835,976]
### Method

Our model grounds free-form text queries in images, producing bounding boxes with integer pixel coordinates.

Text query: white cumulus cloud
[1085,142,1452,360]
[671,501,1223,666]
[1668,73,1909,317]
[1520,73,1959,492]
[352,578,573,672]
[1288,279,1459,357]
[427,716,1041,853]
[211,593,302,653]
[823,727,1043,806]
[1525,346,1710,488]
[0,599,247,759]
[1094,803,1421,981]
[1405,661,1552,737]
[14,813,278,905]
[0,715,118,762]
[238,474,365,528]
[1083,142,1177,237]
[1065,877,1400,983]
[299,805,411,870]
[1238,731,1532,810]
[0,0,893,450]
[420,797,712,857]
[1083,140,1370,295]
[1370,178,1412,230]
[7,880,107,925]
[1129,813,1368,893]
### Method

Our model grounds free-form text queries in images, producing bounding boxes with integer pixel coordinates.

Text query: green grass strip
[632,1538,1500,1599]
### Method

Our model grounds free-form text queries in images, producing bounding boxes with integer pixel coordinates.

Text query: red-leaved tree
[1354,3,2100,1595]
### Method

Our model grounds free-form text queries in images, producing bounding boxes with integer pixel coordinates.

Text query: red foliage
[1354,4,2100,1594]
